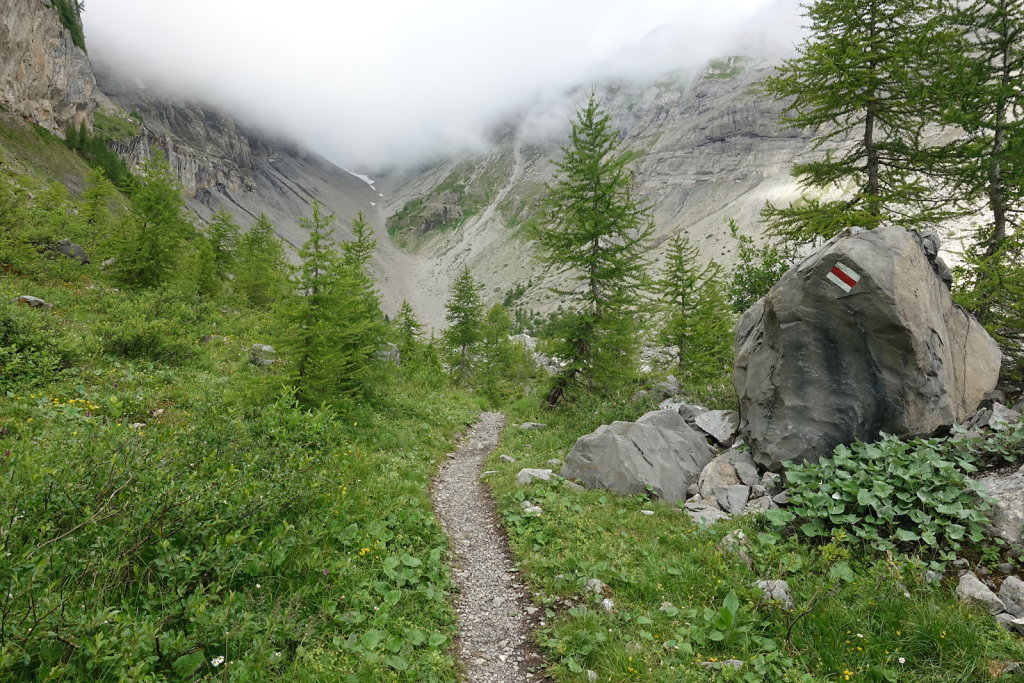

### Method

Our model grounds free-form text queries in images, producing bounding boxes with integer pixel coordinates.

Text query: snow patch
[343,168,376,188]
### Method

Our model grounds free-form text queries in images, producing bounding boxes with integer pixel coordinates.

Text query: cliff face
[374,58,816,327]
[0,0,99,135]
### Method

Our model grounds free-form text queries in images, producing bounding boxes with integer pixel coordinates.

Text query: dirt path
[431,412,546,682]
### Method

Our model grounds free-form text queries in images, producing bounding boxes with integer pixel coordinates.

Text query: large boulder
[560,421,714,502]
[978,466,1024,547]
[735,226,1000,470]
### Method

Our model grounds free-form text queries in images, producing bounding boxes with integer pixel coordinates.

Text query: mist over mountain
[82,0,803,171]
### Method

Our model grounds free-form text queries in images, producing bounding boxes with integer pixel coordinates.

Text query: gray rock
[718,484,751,514]
[694,410,740,445]
[735,226,1001,470]
[1014,396,1024,413]
[719,529,753,567]
[698,659,743,671]
[53,239,89,264]
[522,505,543,516]
[636,408,700,436]
[761,471,783,494]
[745,496,777,512]
[515,468,553,485]
[957,571,1005,615]
[925,570,943,584]
[560,421,713,502]
[100,257,118,269]
[499,455,516,463]
[772,491,790,505]
[376,342,401,364]
[995,612,1016,630]
[978,466,1024,547]
[756,579,794,609]
[546,459,562,467]
[685,504,730,526]
[991,403,1021,429]
[249,344,277,366]
[13,295,52,309]
[600,598,615,612]
[652,375,680,398]
[586,578,610,595]
[520,422,547,430]
[676,402,710,424]
[999,576,1024,618]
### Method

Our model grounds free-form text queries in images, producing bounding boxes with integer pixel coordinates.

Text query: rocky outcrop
[419,191,465,233]
[735,225,1000,470]
[0,0,100,135]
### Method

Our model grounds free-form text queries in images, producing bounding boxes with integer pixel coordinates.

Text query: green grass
[93,108,141,141]
[0,113,91,189]
[485,395,1024,681]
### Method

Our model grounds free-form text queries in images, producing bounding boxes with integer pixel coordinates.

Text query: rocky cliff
[0,0,100,135]
[375,57,815,327]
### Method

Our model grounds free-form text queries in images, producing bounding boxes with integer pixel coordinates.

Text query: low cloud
[84,0,802,170]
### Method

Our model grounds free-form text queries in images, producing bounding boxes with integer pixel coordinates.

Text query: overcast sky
[83,1,803,170]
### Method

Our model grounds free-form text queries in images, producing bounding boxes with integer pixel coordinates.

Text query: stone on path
[516,468,553,485]
[735,225,1000,470]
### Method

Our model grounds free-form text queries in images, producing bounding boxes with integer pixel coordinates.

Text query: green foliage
[97,289,201,364]
[111,153,196,288]
[51,0,86,51]
[475,303,537,406]
[91,109,141,141]
[443,266,484,383]
[64,121,132,188]
[0,305,81,390]
[728,220,792,313]
[761,0,959,240]
[204,208,241,280]
[282,202,387,405]
[653,235,734,396]
[534,94,653,402]
[770,435,991,564]
[234,213,293,308]
[394,300,423,358]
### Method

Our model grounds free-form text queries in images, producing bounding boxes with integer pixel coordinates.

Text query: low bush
[98,290,202,364]
[770,434,991,564]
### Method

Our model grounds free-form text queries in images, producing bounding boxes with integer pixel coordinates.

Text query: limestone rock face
[560,421,714,502]
[0,0,99,134]
[735,225,1000,470]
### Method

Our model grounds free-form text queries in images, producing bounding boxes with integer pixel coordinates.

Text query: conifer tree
[653,235,732,380]
[762,0,957,244]
[395,300,424,357]
[205,209,241,280]
[81,167,116,229]
[342,211,376,272]
[535,94,652,402]
[235,214,292,308]
[726,220,792,313]
[444,266,484,384]
[114,153,195,288]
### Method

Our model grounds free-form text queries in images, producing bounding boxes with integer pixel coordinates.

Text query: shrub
[98,290,198,364]
[770,434,991,564]
[0,306,80,389]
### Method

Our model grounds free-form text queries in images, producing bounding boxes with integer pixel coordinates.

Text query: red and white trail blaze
[826,261,860,293]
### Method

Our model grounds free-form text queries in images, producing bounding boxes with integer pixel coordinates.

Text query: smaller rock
[564,481,585,491]
[129,422,146,429]
[516,468,554,485]
[995,612,1016,630]
[523,505,543,516]
[772,491,790,505]
[697,660,743,671]
[520,422,547,430]
[53,239,89,264]
[640,509,654,516]
[652,375,680,398]
[687,482,700,497]
[761,472,783,494]
[658,601,675,613]
[586,670,598,682]
[952,558,970,570]
[751,484,766,497]
[694,410,740,445]
[924,570,943,584]
[745,496,777,513]
[999,576,1024,617]
[13,295,52,309]
[998,563,1015,574]
[586,578,610,595]
[600,598,615,612]
[499,455,516,463]
[675,402,709,423]
[480,470,498,478]
[720,529,754,567]
[546,459,562,467]
[756,580,794,609]
[957,571,1005,615]
[685,505,730,526]
[991,403,1022,429]
[249,344,277,366]
[100,257,118,269]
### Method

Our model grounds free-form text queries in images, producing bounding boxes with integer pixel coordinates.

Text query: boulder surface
[560,421,713,502]
[735,226,1000,470]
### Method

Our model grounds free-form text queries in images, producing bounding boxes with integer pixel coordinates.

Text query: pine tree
[761,0,958,244]
[284,201,386,404]
[726,220,792,313]
[395,300,424,357]
[444,266,484,384]
[235,214,292,308]
[342,211,376,272]
[653,235,732,378]
[205,209,241,280]
[81,167,116,228]
[534,94,652,402]
[114,153,195,288]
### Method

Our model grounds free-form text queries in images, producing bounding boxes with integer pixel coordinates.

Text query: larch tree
[443,266,484,384]
[761,0,958,245]
[534,94,652,403]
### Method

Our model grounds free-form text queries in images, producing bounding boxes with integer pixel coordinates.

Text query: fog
[83,0,803,170]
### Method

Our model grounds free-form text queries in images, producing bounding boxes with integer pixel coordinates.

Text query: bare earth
[431,412,546,682]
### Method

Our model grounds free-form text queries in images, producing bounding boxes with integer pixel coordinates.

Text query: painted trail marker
[826,262,860,293]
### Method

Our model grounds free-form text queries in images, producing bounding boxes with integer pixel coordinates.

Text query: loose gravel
[432,412,546,682]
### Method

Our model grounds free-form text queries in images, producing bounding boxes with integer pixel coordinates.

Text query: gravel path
[432,412,546,682]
